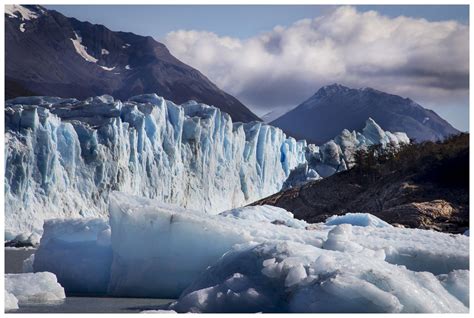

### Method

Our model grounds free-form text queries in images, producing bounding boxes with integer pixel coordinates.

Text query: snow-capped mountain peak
[5,5,260,123]
[271,84,459,144]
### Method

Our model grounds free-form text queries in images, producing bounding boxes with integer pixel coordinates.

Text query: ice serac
[5,94,408,238]
[283,118,409,188]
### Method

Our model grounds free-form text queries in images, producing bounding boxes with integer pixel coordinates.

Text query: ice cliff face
[5,94,408,238]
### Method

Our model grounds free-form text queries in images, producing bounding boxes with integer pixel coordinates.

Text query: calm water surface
[11,297,175,313]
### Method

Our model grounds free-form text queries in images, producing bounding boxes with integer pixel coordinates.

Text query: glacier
[5,94,409,239]
[28,192,469,313]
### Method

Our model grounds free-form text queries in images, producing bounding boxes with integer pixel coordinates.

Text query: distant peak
[313,83,351,97]
[313,84,388,99]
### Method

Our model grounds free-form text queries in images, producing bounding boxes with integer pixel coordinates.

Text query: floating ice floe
[141,309,177,314]
[107,192,324,298]
[30,192,469,313]
[5,291,19,312]
[5,272,65,309]
[219,205,309,229]
[32,218,112,295]
[325,212,392,228]
[169,240,468,313]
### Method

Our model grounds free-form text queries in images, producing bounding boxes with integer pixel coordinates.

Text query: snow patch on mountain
[5,5,40,20]
[100,65,116,71]
[70,31,98,63]
[101,48,110,55]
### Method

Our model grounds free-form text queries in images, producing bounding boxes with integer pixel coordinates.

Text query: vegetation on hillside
[351,133,469,188]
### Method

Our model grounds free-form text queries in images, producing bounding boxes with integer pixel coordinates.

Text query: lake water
[11,297,174,313]
[5,248,175,313]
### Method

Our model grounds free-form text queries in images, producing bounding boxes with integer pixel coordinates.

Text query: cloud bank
[164,6,468,128]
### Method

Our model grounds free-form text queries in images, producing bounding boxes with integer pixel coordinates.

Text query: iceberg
[5,272,65,306]
[219,205,309,229]
[33,218,112,295]
[5,94,408,239]
[27,193,469,312]
[5,291,19,312]
[437,270,469,307]
[325,212,392,228]
[169,240,468,313]
[107,192,324,298]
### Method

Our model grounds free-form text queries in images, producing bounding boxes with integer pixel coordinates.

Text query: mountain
[271,84,459,144]
[5,5,260,123]
[252,133,469,234]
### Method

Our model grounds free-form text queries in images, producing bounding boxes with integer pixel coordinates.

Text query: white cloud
[164,6,468,126]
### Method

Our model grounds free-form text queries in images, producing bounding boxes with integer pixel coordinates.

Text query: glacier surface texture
[5,94,408,238]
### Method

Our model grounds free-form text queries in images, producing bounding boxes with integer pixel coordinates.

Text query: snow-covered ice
[5,94,408,240]
[27,195,469,312]
[107,192,324,298]
[5,291,19,312]
[5,272,65,306]
[33,218,112,295]
[437,270,469,307]
[169,240,468,313]
[141,309,177,314]
[325,213,392,228]
[219,205,309,229]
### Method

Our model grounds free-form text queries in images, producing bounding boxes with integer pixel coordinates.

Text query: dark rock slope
[252,133,469,233]
[5,5,260,123]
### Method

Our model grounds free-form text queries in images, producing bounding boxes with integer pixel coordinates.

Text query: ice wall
[5,94,408,238]
[5,95,307,237]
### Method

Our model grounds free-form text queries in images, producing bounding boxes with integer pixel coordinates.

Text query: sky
[47,5,469,131]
